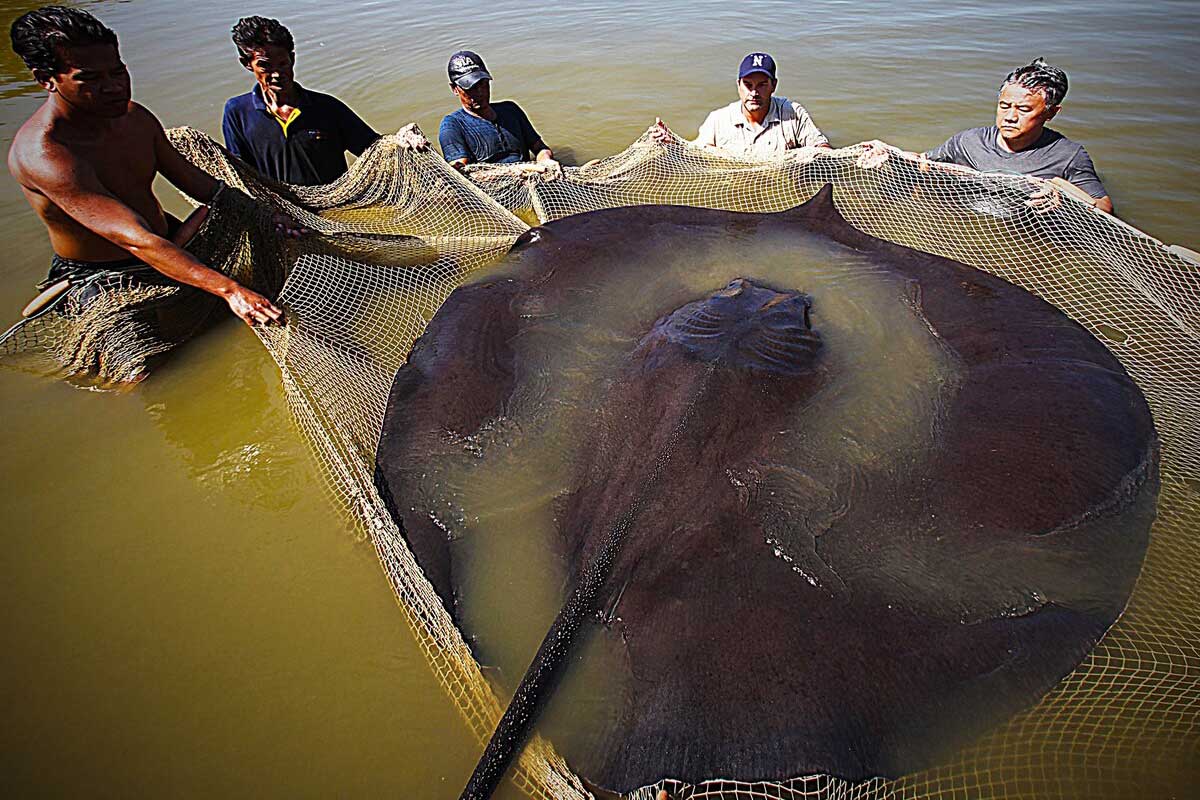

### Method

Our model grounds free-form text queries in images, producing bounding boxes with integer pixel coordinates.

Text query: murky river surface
[1,1,1197,797]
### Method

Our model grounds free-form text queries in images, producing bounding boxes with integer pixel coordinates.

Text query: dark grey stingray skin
[374,186,1159,797]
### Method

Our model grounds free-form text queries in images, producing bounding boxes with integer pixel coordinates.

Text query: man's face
[453,78,491,112]
[738,72,776,116]
[995,82,1058,145]
[43,43,131,119]
[245,44,295,97]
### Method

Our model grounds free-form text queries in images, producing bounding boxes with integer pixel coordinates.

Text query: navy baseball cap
[738,52,777,80]
[448,50,492,89]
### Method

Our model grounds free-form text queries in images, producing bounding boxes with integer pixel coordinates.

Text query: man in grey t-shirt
[923,125,1106,200]
[861,58,1113,214]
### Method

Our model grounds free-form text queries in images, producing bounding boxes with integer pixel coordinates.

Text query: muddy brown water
[1,0,1197,797]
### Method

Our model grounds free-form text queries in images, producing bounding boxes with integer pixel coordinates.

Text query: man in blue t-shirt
[860,58,1114,215]
[221,16,381,186]
[437,50,555,171]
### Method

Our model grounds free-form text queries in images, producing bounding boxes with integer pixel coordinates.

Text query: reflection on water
[138,324,306,510]
[1,0,1197,797]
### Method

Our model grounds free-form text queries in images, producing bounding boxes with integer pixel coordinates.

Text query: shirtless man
[7,6,301,328]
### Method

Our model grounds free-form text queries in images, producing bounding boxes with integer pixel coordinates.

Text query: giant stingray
[373,186,1159,799]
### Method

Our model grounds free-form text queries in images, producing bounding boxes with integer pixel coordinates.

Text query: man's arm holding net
[152,119,307,238]
[649,113,716,150]
[856,139,934,170]
[27,140,282,326]
[1060,146,1113,214]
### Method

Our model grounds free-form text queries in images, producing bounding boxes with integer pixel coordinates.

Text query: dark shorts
[40,215,184,306]
[40,254,171,310]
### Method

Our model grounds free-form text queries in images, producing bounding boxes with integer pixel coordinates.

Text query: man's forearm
[191,173,223,205]
[133,227,282,326]
[119,228,240,298]
[164,167,221,206]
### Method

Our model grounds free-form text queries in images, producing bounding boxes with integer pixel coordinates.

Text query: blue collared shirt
[438,101,543,164]
[221,83,380,186]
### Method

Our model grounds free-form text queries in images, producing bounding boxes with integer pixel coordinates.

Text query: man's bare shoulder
[125,101,165,132]
[108,101,165,144]
[9,102,163,189]
[8,105,71,189]
[128,102,177,163]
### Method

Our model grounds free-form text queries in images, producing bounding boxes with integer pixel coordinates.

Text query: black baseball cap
[738,52,777,80]
[448,50,492,89]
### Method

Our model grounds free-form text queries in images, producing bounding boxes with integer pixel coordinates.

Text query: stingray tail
[460,362,718,799]
[459,579,596,800]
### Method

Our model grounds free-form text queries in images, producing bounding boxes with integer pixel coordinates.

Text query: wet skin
[7,43,295,326]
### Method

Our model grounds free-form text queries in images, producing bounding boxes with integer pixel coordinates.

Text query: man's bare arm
[23,143,282,325]
[150,113,306,237]
[150,114,220,203]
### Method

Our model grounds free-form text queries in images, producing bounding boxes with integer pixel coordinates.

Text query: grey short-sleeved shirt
[925,126,1108,199]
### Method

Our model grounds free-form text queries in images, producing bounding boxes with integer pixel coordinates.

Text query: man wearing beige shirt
[654,53,831,159]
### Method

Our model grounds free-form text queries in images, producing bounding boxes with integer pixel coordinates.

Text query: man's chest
[970,145,1066,178]
[75,129,157,195]
[721,119,793,152]
[469,123,521,154]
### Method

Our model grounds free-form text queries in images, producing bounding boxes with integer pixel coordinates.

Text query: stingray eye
[720,279,747,297]
[804,303,812,330]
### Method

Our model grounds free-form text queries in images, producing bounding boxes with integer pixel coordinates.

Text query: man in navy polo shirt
[221,16,380,186]
[437,50,555,170]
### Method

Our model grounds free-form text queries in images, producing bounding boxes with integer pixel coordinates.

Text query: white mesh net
[3,125,1196,798]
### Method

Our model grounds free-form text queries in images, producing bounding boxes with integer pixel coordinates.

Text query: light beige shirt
[695,96,828,158]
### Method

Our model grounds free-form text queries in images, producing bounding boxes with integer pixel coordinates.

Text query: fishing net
[3,124,1197,798]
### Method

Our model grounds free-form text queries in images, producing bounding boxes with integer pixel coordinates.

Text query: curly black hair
[1001,57,1069,107]
[231,16,294,66]
[10,6,119,79]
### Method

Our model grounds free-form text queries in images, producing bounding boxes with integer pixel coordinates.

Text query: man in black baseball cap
[448,50,492,90]
[438,49,555,170]
[653,52,830,159]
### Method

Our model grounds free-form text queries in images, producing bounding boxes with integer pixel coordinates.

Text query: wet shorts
[39,215,184,307]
